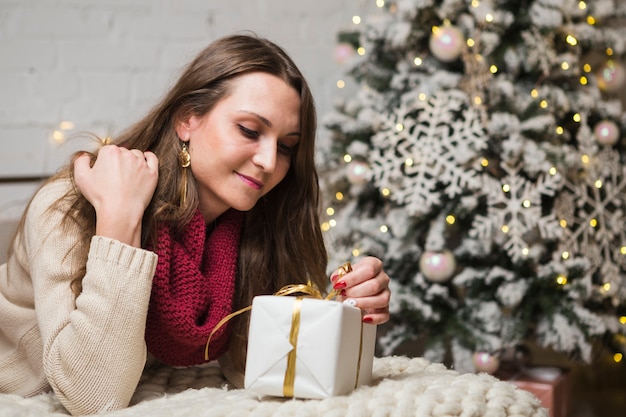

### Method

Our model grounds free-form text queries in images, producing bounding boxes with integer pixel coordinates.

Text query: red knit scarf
[145,208,244,366]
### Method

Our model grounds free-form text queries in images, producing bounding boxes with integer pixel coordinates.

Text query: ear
[175,114,202,142]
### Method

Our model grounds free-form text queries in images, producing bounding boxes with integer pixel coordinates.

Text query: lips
[237,172,263,190]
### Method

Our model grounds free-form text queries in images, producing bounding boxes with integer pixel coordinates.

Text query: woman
[0,34,391,415]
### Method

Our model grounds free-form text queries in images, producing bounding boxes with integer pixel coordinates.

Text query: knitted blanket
[0,356,548,417]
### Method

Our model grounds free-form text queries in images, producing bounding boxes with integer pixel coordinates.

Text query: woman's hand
[330,257,391,324]
[74,145,159,247]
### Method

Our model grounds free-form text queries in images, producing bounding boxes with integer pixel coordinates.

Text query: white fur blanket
[1,356,548,417]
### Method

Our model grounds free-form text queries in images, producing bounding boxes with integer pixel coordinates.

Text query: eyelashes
[238,124,296,155]
[238,124,259,138]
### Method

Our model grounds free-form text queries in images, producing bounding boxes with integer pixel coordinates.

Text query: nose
[252,137,277,173]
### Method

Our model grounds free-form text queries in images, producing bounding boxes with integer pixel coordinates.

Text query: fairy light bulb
[51,130,65,144]
[59,121,75,130]
[446,215,456,225]
[566,35,578,46]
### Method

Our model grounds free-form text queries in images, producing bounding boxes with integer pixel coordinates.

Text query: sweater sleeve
[23,180,158,415]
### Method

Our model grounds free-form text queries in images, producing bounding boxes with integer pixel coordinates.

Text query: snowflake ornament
[555,147,626,305]
[471,163,563,263]
[369,89,488,217]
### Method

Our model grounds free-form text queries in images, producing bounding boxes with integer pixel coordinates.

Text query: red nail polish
[333,281,347,290]
[340,289,347,297]
[363,317,373,323]
[330,273,340,282]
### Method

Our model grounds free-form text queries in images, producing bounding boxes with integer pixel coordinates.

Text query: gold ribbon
[205,262,365,397]
[283,297,302,397]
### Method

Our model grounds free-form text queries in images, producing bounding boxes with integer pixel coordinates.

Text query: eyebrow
[239,110,301,137]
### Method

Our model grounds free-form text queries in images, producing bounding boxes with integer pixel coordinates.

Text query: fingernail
[363,317,373,323]
[343,299,357,307]
[330,272,340,282]
[340,289,347,297]
[333,281,347,290]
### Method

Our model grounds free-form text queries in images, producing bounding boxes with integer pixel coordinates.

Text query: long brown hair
[12,33,328,370]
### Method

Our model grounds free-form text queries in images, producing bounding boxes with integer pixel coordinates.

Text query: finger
[129,148,146,160]
[144,151,159,170]
[73,153,92,173]
[338,272,389,299]
[331,257,383,287]
[362,308,390,325]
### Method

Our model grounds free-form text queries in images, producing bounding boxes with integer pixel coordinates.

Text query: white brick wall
[0,0,377,223]
[0,0,385,260]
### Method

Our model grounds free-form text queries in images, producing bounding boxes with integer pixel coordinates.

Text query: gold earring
[179,142,191,168]
[179,143,191,207]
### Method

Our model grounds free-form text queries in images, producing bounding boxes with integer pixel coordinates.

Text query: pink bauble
[419,250,456,282]
[594,120,620,146]
[334,43,355,64]
[473,352,500,374]
[429,25,465,62]
[346,160,372,185]
[597,60,626,93]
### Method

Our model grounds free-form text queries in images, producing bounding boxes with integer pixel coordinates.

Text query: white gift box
[244,295,376,399]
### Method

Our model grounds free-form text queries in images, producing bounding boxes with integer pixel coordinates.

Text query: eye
[278,142,296,155]
[238,124,259,138]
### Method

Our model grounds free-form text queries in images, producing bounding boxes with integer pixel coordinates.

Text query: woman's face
[177,72,301,222]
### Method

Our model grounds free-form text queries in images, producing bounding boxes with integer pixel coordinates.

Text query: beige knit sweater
[0,179,159,415]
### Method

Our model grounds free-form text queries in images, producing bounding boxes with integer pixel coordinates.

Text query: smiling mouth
[237,172,263,190]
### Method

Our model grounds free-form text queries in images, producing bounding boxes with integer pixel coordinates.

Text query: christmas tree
[321,0,626,372]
